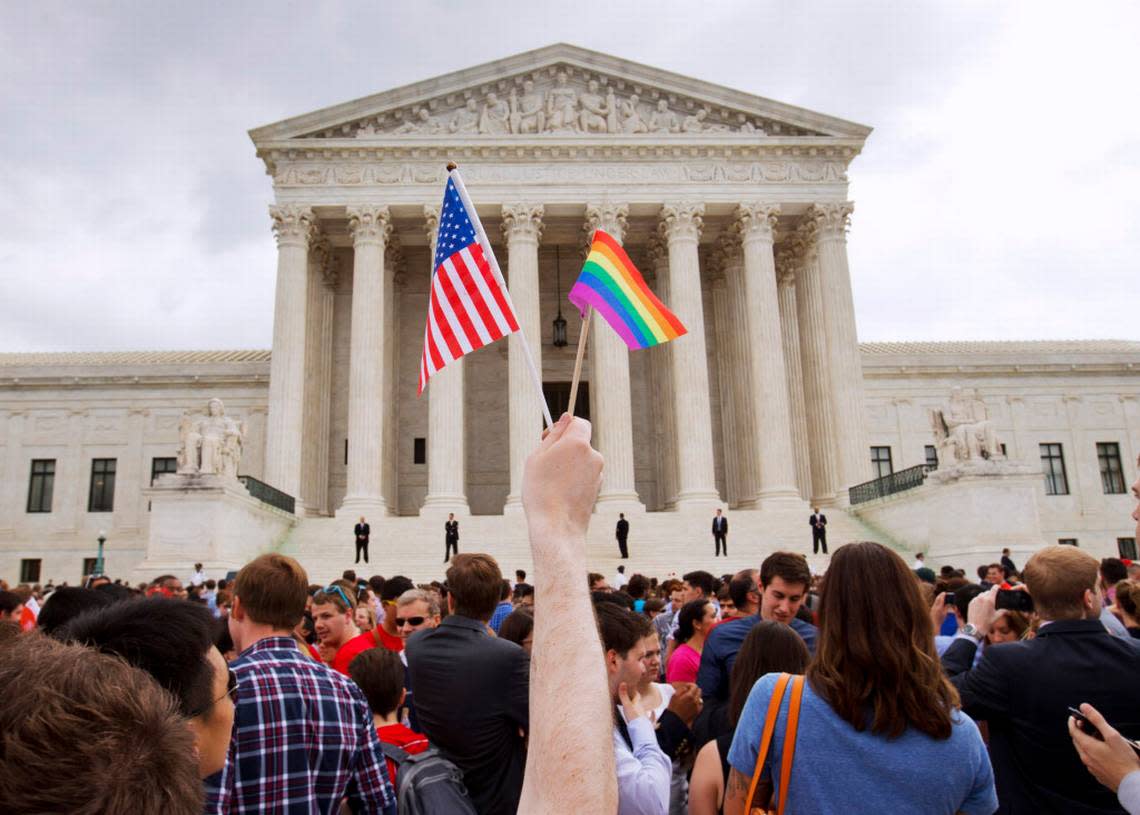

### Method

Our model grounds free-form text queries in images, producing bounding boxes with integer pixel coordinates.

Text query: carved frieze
[298,65,808,140]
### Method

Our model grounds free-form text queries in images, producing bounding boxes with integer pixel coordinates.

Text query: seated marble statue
[176,398,246,478]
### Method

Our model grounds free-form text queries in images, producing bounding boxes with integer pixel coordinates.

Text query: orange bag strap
[743,673,791,814]
[774,675,806,815]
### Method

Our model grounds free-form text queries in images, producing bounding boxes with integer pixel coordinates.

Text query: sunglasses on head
[396,615,426,627]
[322,584,353,610]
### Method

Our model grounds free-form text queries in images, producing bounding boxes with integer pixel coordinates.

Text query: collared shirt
[614,716,671,815]
[489,600,514,634]
[204,636,395,815]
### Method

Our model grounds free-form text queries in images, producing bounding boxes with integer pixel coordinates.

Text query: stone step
[277,506,902,585]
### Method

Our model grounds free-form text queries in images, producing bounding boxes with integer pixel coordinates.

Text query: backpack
[379,741,478,815]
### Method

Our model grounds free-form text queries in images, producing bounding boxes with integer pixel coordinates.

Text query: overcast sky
[1,1,1137,352]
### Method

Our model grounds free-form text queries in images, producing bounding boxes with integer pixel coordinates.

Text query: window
[20,559,41,583]
[82,557,98,578]
[1119,538,1138,560]
[26,459,55,513]
[88,458,117,512]
[1058,538,1079,547]
[871,446,893,479]
[150,456,177,485]
[924,445,938,469]
[1097,443,1126,494]
[413,438,426,465]
[1039,443,1069,495]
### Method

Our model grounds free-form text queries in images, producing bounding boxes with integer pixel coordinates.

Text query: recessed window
[82,557,99,578]
[27,459,55,513]
[924,445,938,469]
[1096,443,1126,495]
[870,446,893,479]
[1058,538,1078,547]
[413,438,426,465]
[1119,538,1138,560]
[1039,444,1069,496]
[88,458,117,513]
[151,456,177,485]
[20,559,41,583]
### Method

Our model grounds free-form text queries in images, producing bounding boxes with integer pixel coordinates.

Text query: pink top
[666,642,701,683]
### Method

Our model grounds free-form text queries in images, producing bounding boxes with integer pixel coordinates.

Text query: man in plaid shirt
[205,554,395,814]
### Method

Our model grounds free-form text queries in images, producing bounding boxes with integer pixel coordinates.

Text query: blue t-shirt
[728,673,997,815]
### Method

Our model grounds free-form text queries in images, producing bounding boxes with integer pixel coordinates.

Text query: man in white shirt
[189,562,207,588]
[614,565,629,590]
[913,552,926,571]
[596,601,671,815]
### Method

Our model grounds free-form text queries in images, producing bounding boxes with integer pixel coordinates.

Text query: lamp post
[95,529,106,577]
[552,246,568,347]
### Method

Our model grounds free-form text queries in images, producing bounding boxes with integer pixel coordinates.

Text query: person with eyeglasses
[312,580,378,676]
[59,596,236,779]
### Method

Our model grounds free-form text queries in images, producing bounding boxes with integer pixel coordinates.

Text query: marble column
[776,251,812,500]
[422,205,469,514]
[383,240,401,513]
[502,203,544,512]
[116,408,148,532]
[300,236,337,516]
[736,203,799,502]
[793,226,839,505]
[646,238,678,510]
[0,410,24,535]
[659,203,719,507]
[584,203,642,508]
[721,239,760,507]
[809,202,871,495]
[710,260,741,507]
[340,205,392,516]
[264,205,315,501]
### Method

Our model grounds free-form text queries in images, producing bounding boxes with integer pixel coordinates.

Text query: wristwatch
[961,623,983,642]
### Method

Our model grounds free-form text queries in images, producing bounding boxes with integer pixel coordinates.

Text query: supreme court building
[2,45,1139,584]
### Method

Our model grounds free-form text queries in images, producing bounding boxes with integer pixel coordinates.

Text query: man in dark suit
[444,513,459,563]
[809,507,828,554]
[352,516,370,564]
[615,513,629,559]
[406,553,529,815]
[941,545,1140,813]
[712,508,728,557]
[1001,547,1017,576]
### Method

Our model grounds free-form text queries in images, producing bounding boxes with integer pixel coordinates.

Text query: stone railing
[848,464,934,506]
[238,475,296,515]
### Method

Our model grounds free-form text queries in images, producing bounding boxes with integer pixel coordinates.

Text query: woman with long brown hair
[723,541,997,814]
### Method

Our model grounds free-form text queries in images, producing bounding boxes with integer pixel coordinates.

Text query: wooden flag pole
[446,162,554,429]
[567,306,591,417]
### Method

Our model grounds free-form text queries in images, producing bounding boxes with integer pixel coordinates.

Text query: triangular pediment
[250,44,870,145]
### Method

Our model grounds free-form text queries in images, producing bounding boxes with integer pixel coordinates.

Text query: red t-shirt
[329,632,376,675]
[377,723,430,788]
[370,625,404,653]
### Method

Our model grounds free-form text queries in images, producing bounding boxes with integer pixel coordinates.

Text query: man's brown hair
[0,634,203,813]
[808,541,959,740]
[446,553,502,621]
[759,551,812,590]
[233,554,310,629]
[1023,545,1099,620]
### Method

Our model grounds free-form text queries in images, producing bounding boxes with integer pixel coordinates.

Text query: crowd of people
[2,416,1140,815]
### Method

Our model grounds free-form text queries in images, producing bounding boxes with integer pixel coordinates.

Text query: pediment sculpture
[177,398,247,479]
[302,68,801,140]
[930,387,1005,467]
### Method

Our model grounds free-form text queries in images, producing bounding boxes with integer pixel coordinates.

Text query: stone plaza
[1,45,1138,584]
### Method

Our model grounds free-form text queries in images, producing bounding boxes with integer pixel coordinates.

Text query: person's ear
[231,595,245,621]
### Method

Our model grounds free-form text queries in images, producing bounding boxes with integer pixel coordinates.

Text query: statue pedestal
[134,474,296,582]
[853,462,1045,573]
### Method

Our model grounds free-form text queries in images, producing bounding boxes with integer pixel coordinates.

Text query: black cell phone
[1068,707,1104,740]
[996,588,1034,613]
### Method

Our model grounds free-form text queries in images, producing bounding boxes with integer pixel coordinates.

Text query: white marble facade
[1,46,1138,582]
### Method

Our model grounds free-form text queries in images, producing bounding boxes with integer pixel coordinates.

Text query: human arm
[653,682,700,758]
[518,414,616,814]
[940,588,1008,721]
[688,740,726,815]
[1069,703,1140,800]
[616,697,672,815]
[346,700,397,815]
[722,767,767,815]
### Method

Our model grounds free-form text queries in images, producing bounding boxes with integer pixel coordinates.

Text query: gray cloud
[1,0,1137,351]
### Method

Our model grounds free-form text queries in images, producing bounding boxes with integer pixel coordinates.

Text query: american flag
[419,176,519,394]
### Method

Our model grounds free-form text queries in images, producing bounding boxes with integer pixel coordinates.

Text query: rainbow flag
[568,230,687,350]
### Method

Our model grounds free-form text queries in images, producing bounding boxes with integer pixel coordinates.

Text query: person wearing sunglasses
[312,581,377,676]
[59,596,236,779]
[395,588,442,641]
